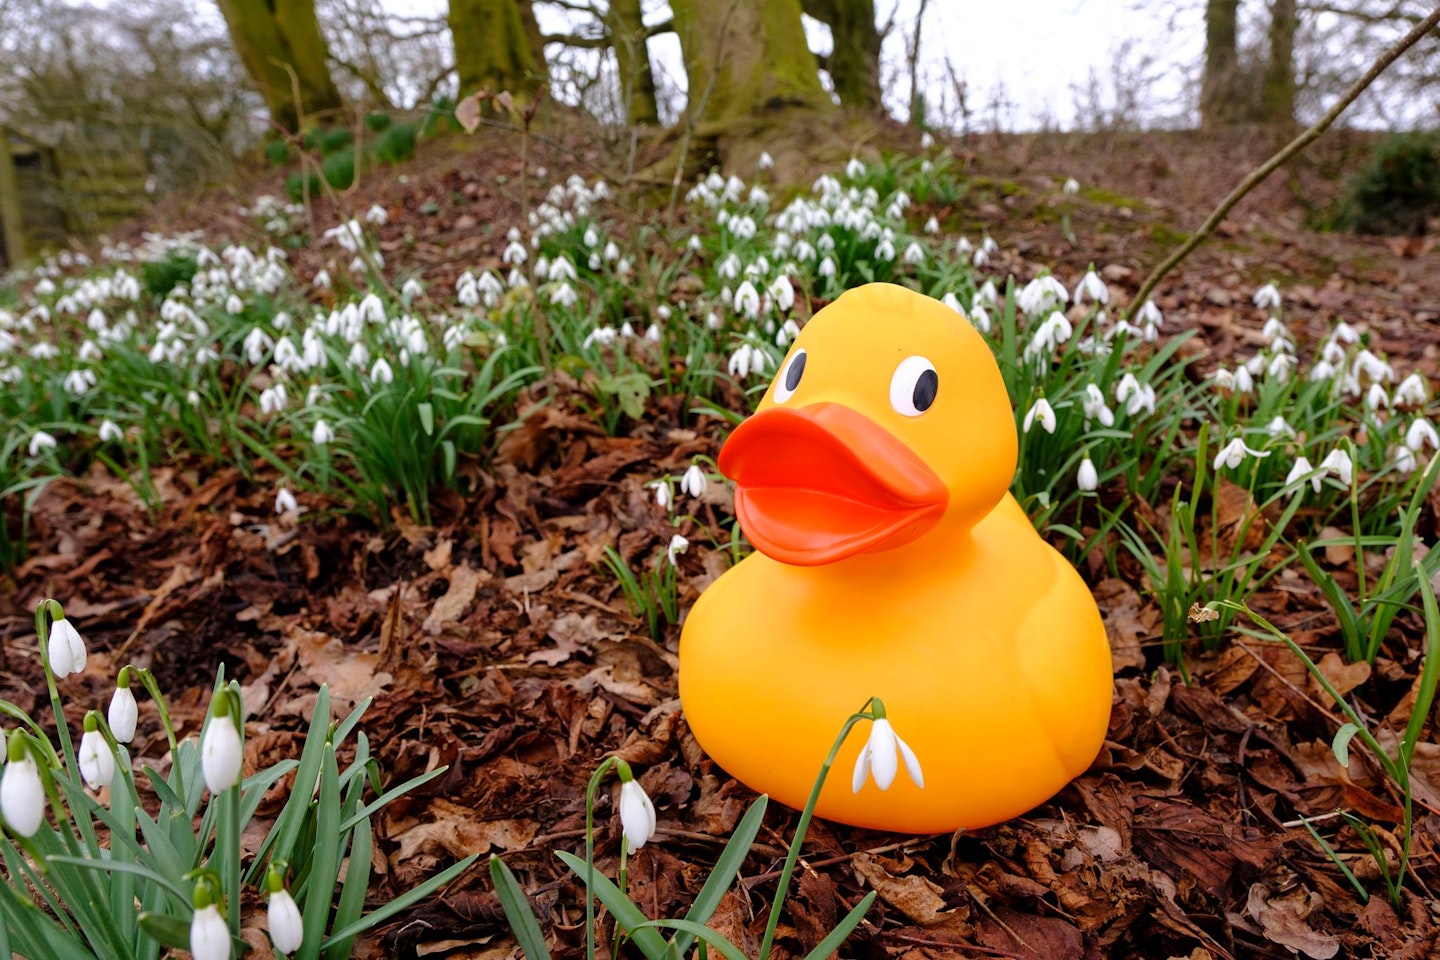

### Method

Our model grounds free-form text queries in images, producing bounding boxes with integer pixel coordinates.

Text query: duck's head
[719,283,1016,566]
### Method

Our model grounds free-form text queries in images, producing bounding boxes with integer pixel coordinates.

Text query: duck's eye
[890,356,938,416]
[774,348,806,402]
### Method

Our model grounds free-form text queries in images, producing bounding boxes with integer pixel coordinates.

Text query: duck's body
[678,283,1112,833]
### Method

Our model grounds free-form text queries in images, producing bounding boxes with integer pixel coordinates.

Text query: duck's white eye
[890,355,938,416]
[774,348,806,402]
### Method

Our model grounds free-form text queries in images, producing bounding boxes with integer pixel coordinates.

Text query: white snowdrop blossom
[267,888,304,954]
[1024,311,1073,362]
[550,282,579,309]
[875,237,896,261]
[275,486,299,514]
[1213,438,1271,471]
[845,157,866,178]
[733,280,761,318]
[63,369,96,395]
[923,216,939,234]
[370,358,394,385]
[28,431,57,457]
[78,727,115,790]
[818,256,836,278]
[1320,448,1354,486]
[502,240,528,264]
[1406,419,1439,452]
[666,533,689,567]
[201,714,243,794]
[1286,456,1322,494]
[190,904,230,960]
[681,464,707,498]
[650,480,672,511]
[1265,416,1296,438]
[1366,383,1390,410]
[47,617,87,678]
[1253,283,1281,310]
[1063,178,1080,195]
[758,151,774,171]
[1082,384,1115,427]
[1073,270,1109,305]
[1077,457,1098,492]
[312,420,334,446]
[108,683,138,743]
[1017,275,1069,316]
[1353,349,1394,383]
[969,304,991,334]
[1396,373,1428,407]
[0,756,45,837]
[1022,398,1057,434]
[727,343,766,378]
[1394,445,1419,475]
[901,241,925,264]
[98,419,123,443]
[619,778,657,854]
[852,717,924,792]
[1333,321,1360,344]
[313,269,331,290]
[365,204,388,225]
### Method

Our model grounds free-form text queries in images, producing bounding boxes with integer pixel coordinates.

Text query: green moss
[1150,223,1190,246]
[1082,187,1142,208]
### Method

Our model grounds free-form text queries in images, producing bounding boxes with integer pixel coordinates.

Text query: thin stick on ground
[1127,3,1440,316]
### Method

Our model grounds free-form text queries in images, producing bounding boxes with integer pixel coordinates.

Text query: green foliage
[264,139,292,167]
[139,252,199,298]
[315,126,355,157]
[285,170,322,203]
[320,147,357,191]
[374,122,417,165]
[364,112,392,132]
[1341,132,1440,235]
[420,95,459,137]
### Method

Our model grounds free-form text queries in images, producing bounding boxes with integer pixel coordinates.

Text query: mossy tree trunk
[216,0,343,132]
[1262,0,1298,129]
[0,129,25,267]
[801,0,881,111]
[669,0,830,127]
[1200,0,1241,128]
[448,0,547,103]
[607,0,660,126]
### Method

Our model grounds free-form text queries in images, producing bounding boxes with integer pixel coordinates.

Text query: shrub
[375,123,418,165]
[263,138,291,167]
[365,112,392,132]
[1342,132,1440,235]
[140,251,199,297]
[317,126,355,156]
[321,147,357,190]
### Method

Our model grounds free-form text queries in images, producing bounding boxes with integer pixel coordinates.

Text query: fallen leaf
[423,564,484,634]
[1246,883,1340,959]
[853,853,951,925]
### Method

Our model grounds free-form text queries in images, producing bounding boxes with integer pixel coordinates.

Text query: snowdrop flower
[312,269,331,290]
[1017,275,1069,316]
[758,151,774,171]
[852,716,923,792]
[581,326,618,349]
[312,420,334,446]
[186,390,201,409]
[267,883,304,954]
[1366,383,1390,410]
[644,323,661,342]
[1082,384,1115,427]
[1285,456,1322,493]
[1024,311,1072,361]
[1077,456,1098,492]
[550,282,578,309]
[28,431,57,457]
[1267,353,1296,381]
[1136,299,1163,329]
[969,304,991,334]
[108,674,138,743]
[201,710,243,794]
[618,776,657,854]
[650,480,672,511]
[666,533,689,567]
[1232,366,1254,394]
[1396,373,1428,407]
[776,318,802,346]
[923,216,939,235]
[1320,448,1353,486]
[502,240,527,264]
[190,902,229,960]
[818,256,836,278]
[78,722,114,790]
[225,294,244,316]
[971,247,989,268]
[365,203,388,225]
[1213,437,1271,470]
[875,237,896,261]
[1406,419,1439,452]
[1063,178,1080,195]
[1073,270,1108,305]
[681,464,707,498]
[901,241,925,264]
[768,276,795,313]
[370,358,394,385]
[1309,359,1337,383]
[1353,349,1393,383]
[1022,398,1057,434]
[1265,416,1296,438]
[733,281,760,318]
[1394,445,1419,475]
[0,752,45,837]
[1321,339,1346,366]
[1332,320,1360,344]
[845,157,866,178]
[1253,283,1281,310]
[1120,381,1156,417]
[275,486,298,514]
[47,616,87,678]
[98,419,123,443]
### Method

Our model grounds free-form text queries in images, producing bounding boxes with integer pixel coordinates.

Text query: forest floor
[4,117,1440,959]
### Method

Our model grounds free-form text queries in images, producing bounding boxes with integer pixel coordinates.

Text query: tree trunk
[608,0,660,125]
[669,0,830,127]
[216,0,343,132]
[448,0,547,102]
[1263,0,1298,129]
[1200,0,1240,128]
[801,0,882,111]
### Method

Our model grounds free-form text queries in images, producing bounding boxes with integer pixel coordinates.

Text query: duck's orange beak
[719,403,948,566]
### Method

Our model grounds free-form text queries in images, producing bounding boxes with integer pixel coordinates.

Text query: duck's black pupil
[913,369,938,411]
[785,352,806,391]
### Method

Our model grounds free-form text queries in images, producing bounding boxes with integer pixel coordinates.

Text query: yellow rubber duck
[679,283,1113,833]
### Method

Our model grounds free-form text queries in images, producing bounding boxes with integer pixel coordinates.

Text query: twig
[1127,3,1440,316]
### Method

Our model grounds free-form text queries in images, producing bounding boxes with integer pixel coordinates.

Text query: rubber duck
[679,283,1112,833]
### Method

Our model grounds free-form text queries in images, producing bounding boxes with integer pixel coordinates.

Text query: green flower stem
[582,756,620,960]
[758,698,876,960]
[133,666,183,801]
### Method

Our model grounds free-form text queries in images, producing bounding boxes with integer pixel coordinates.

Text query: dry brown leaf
[1093,578,1153,672]
[423,564,484,634]
[394,798,538,862]
[1246,884,1340,959]
[288,627,391,709]
[852,853,951,925]
[1306,652,1371,708]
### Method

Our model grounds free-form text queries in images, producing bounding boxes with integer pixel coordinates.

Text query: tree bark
[448,0,547,102]
[1201,0,1241,128]
[801,0,882,111]
[607,0,660,125]
[1263,0,1298,129]
[216,0,343,132]
[669,0,830,126]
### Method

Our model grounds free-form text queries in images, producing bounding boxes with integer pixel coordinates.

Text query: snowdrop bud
[312,420,334,445]
[28,431,57,457]
[201,699,243,794]
[666,534,689,567]
[618,776,657,854]
[267,887,304,954]
[108,673,138,743]
[0,746,45,837]
[680,464,707,498]
[1077,457,1098,492]
[78,719,114,790]
[1394,445,1418,475]
[98,419,123,443]
[1253,283,1281,310]
[1396,372,1428,407]
[275,486,298,514]
[1063,178,1080,195]
[47,616,87,678]
[852,715,924,792]
[758,151,774,171]
[644,323,660,342]
[190,903,230,960]
[1022,398,1056,434]
[1406,419,1439,452]
[651,481,672,511]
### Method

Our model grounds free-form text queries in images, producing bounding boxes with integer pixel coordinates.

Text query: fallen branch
[1127,3,1440,317]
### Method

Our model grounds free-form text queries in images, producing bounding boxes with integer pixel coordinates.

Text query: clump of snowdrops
[490,696,920,960]
[0,599,473,959]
